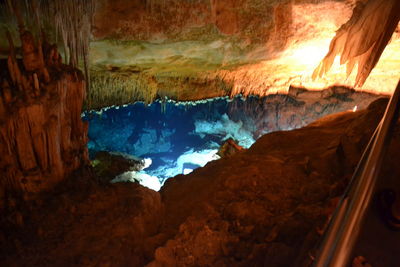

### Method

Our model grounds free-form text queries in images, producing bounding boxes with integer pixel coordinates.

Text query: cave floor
[1,97,400,266]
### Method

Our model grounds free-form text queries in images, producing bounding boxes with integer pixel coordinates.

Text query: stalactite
[7,0,25,33]
[88,72,158,110]
[45,0,94,91]
[313,0,400,87]
[5,30,24,92]
[3,0,94,91]
[0,2,91,206]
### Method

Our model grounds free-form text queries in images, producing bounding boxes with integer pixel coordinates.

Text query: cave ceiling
[1,0,399,109]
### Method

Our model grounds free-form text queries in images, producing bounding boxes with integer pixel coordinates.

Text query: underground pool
[83,89,376,191]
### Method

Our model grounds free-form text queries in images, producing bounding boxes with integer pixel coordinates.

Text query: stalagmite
[2,81,13,104]
[0,27,89,205]
[33,73,40,96]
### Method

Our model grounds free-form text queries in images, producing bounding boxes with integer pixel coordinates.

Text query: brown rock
[217,138,244,158]
[1,97,397,266]
[0,31,89,205]
[21,31,44,73]
[210,0,239,35]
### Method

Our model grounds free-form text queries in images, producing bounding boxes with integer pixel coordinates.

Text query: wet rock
[217,138,244,158]
[92,151,145,183]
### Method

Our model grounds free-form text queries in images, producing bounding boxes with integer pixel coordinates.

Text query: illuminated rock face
[0,33,89,206]
[88,0,400,109]
[93,0,292,44]
[88,0,294,108]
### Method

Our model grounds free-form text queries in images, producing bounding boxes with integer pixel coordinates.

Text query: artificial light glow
[112,171,161,191]
[143,158,152,169]
[183,168,193,175]
[287,39,331,71]
[221,3,400,98]
[176,149,220,169]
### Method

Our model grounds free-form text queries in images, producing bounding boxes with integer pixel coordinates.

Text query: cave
[85,90,378,190]
[1,0,400,266]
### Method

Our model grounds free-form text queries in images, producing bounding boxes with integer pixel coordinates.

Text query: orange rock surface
[0,31,89,206]
[1,97,394,266]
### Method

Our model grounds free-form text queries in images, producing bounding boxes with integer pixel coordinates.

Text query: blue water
[83,96,263,182]
[83,93,355,183]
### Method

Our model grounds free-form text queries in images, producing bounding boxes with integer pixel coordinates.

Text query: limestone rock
[217,138,244,158]
[0,31,89,205]
[92,151,146,183]
[1,97,397,266]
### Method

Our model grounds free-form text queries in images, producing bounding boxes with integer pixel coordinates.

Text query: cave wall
[2,97,391,266]
[93,0,293,46]
[0,32,89,207]
[1,0,399,110]
[88,0,297,110]
[89,0,392,109]
[87,0,400,110]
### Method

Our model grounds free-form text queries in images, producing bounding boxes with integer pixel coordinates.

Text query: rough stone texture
[0,97,393,266]
[87,0,297,109]
[230,85,380,138]
[0,32,89,206]
[2,0,399,110]
[0,175,164,267]
[86,0,400,109]
[92,151,146,184]
[92,0,292,45]
[149,99,387,267]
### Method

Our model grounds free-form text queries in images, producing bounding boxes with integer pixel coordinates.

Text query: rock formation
[0,29,89,207]
[92,0,293,45]
[1,97,395,266]
[0,0,399,265]
[313,0,400,87]
[92,151,146,184]
[217,138,244,158]
[86,0,400,109]
[1,0,399,110]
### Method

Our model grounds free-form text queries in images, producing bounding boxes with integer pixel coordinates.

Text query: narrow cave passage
[83,88,378,189]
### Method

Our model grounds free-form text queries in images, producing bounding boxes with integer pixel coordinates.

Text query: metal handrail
[314,80,400,267]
